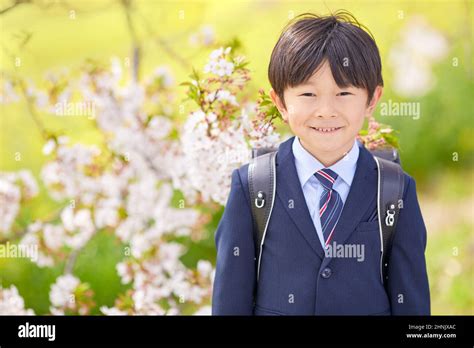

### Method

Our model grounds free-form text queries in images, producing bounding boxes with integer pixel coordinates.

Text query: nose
[315,97,337,119]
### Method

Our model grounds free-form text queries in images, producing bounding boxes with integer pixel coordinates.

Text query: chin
[316,143,344,153]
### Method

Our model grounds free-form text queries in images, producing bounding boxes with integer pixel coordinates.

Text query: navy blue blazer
[212,136,430,315]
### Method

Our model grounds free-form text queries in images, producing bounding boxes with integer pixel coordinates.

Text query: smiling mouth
[310,126,344,134]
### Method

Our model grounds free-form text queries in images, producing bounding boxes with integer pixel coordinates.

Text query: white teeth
[314,127,338,132]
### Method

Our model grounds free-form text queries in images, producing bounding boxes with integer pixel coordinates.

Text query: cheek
[291,111,311,129]
[285,102,308,125]
[340,103,367,127]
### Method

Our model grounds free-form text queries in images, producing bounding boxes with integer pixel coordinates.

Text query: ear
[269,89,289,122]
[366,86,383,118]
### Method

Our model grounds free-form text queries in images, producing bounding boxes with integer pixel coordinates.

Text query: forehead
[297,61,337,87]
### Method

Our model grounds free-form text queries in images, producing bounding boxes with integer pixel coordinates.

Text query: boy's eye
[338,92,353,96]
[300,93,316,97]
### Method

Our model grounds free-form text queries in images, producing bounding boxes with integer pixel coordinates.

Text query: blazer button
[321,268,332,279]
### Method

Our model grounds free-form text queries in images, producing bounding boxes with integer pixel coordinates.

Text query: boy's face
[270,60,382,164]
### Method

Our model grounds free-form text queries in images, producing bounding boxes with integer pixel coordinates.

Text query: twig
[135,8,191,70]
[0,0,31,15]
[121,0,141,82]
[18,78,50,140]
[64,248,80,274]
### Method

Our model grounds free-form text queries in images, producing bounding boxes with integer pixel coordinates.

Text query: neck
[300,138,355,167]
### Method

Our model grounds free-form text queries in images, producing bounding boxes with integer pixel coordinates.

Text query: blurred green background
[0,0,473,314]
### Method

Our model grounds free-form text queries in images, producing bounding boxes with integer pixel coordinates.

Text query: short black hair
[268,10,383,107]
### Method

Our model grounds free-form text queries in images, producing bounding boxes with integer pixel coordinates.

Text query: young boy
[212,11,430,315]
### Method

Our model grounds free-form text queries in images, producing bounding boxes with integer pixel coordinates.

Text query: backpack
[248,141,404,291]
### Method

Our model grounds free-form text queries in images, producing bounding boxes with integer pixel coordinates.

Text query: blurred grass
[426,221,473,314]
[0,0,472,314]
[71,231,131,315]
[0,230,130,315]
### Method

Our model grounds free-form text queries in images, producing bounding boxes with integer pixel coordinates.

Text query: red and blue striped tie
[315,168,343,247]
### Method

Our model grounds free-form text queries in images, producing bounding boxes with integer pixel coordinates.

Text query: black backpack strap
[248,151,277,281]
[370,147,401,164]
[373,156,405,288]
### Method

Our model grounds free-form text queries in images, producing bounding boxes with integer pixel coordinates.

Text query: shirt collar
[292,136,360,188]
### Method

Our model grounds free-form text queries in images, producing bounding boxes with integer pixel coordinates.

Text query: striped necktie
[314,168,343,247]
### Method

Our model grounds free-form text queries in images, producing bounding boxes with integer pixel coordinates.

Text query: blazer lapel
[276,137,325,260]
